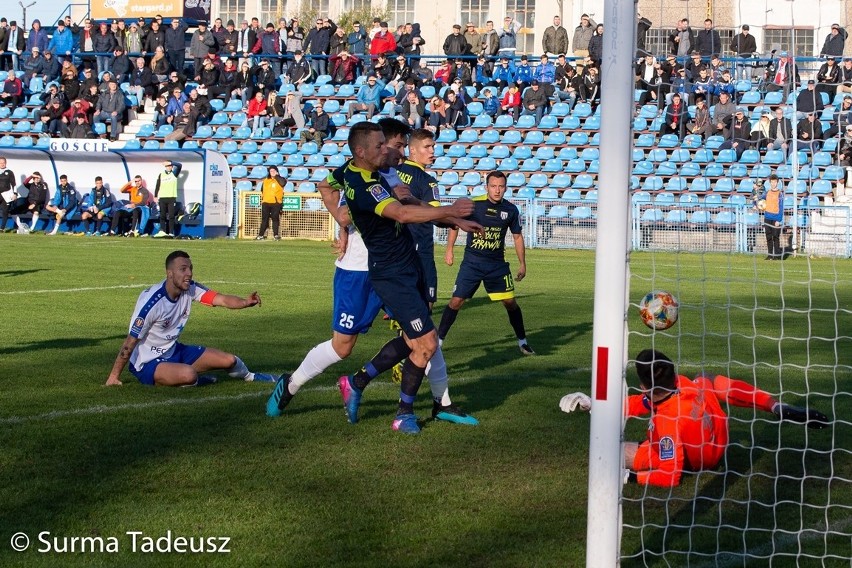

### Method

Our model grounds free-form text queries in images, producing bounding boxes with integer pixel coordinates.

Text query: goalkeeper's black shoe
[432,401,479,426]
[774,404,830,429]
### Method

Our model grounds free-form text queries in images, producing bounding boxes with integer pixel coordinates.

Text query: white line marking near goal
[0,368,592,426]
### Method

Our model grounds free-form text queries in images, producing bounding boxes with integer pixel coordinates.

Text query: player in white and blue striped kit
[105,250,276,387]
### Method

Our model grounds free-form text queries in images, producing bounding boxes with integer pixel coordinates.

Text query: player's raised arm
[211,291,262,309]
[380,196,474,224]
[105,334,140,386]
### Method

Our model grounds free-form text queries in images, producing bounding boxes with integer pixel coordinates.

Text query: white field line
[0,369,592,426]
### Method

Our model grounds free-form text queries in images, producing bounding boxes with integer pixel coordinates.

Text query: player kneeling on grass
[105,250,276,387]
[560,349,829,487]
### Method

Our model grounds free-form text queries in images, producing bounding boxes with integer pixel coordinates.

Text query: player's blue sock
[353,336,411,390]
[437,306,459,341]
[398,358,426,415]
[506,306,527,341]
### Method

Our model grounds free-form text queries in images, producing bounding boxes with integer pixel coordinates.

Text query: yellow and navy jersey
[396,160,440,256]
[464,195,522,263]
[338,161,417,272]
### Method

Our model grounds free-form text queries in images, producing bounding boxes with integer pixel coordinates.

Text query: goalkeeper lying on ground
[560,349,830,487]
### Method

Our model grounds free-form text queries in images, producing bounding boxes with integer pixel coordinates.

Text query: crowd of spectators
[0,12,848,157]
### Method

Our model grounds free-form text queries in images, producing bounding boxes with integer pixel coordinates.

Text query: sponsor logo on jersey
[131,317,145,334]
[369,184,391,202]
[410,318,423,332]
[659,436,674,460]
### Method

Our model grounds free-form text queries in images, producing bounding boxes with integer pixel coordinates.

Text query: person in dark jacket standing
[303,18,335,77]
[695,19,721,57]
[820,24,847,57]
[729,24,757,80]
[588,24,604,68]
[0,156,16,231]
[164,18,188,75]
[443,25,468,57]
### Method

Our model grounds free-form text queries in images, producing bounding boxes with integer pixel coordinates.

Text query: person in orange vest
[257,165,286,240]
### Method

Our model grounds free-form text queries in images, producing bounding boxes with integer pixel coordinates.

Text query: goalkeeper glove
[623,469,638,484]
[559,392,592,414]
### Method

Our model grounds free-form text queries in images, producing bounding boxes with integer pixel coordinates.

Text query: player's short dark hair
[165,250,190,269]
[377,117,412,141]
[635,349,676,391]
[409,128,434,145]
[486,170,507,185]
[95,176,102,181]
[347,121,382,152]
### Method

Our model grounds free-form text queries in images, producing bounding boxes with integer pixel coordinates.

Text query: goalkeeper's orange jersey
[627,375,729,487]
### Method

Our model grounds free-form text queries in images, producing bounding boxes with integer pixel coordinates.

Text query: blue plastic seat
[306,154,325,167]
[739,149,760,163]
[539,115,558,129]
[438,171,460,186]
[641,208,664,222]
[665,209,687,223]
[571,206,593,220]
[285,153,305,166]
[458,129,478,143]
[501,130,522,144]
[202,140,219,151]
[498,157,518,171]
[433,156,452,169]
[480,129,500,144]
[690,210,711,224]
[658,134,679,148]
[229,112,247,126]
[310,167,330,182]
[679,163,701,177]
[472,114,493,128]
[512,146,532,160]
[248,166,268,179]
[542,159,563,173]
[763,150,784,164]
[143,139,160,149]
[476,157,497,170]
[635,133,656,148]
[568,131,589,146]
[290,167,309,181]
[713,178,735,193]
[520,158,541,172]
[230,165,248,178]
[528,174,549,189]
[550,175,571,190]
[194,124,213,139]
[561,115,581,129]
[504,173,525,188]
[689,177,711,193]
[213,126,232,139]
[210,112,228,125]
[244,153,263,166]
[704,163,724,177]
[681,134,703,149]
[572,174,595,189]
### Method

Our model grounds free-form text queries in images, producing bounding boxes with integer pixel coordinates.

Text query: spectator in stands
[23,46,45,82]
[153,94,169,127]
[443,24,468,57]
[44,174,78,236]
[304,17,335,76]
[542,15,569,58]
[687,97,712,139]
[284,18,303,57]
[389,54,418,88]
[712,90,736,138]
[534,54,556,96]
[764,51,799,98]
[91,22,117,76]
[234,20,255,68]
[348,74,383,120]
[635,53,661,107]
[189,21,215,78]
[150,46,169,82]
[690,68,714,105]
[114,20,128,52]
[498,15,521,58]
[93,81,126,140]
[572,14,596,73]
[400,90,426,128]
[164,18,188,75]
[515,55,533,90]
[285,49,311,87]
[128,56,155,112]
[264,91,286,131]
[821,24,847,58]
[480,87,499,118]
[210,17,225,47]
[750,111,772,151]
[98,71,117,96]
[588,24,604,68]
[161,70,186,97]
[223,19,241,59]
[796,79,825,118]
[253,59,277,97]
[328,50,358,85]
[714,69,736,102]
[684,51,705,79]
[492,57,515,90]
[153,160,182,238]
[34,84,65,119]
[144,19,166,60]
[707,54,724,81]
[197,57,220,94]
[369,21,396,62]
[797,112,824,152]
[301,102,329,144]
[110,48,131,83]
[40,98,65,136]
[581,65,602,109]
[0,71,22,107]
[246,90,268,133]
[426,95,449,134]
[64,112,92,138]
[767,106,793,154]
[165,101,197,143]
[431,59,451,86]
[373,53,394,83]
[669,67,691,105]
[165,86,187,117]
[125,21,144,56]
[825,95,852,139]
[257,165,285,240]
[445,89,468,129]
[757,175,784,260]
[392,80,419,115]
[480,20,499,57]
[2,20,25,72]
[470,55,492,91]
[718,107,752,158]
[668,19,694,58]
[451,58,472,86]
[660,92,687,139]
[838,125,852,166]
[816,56,840,101]
[8,171,49,233]
[695,19,721,57]
[188,87,211,125]
[463,23,481,56]
[730,25,757,81]
[836,58,852,95]
[638,13,653,56]
[62,98,90,126]
[329,26,347,57]
[49,20,74,58]
[232,61,253,107]
[253,23,283,76]
[521,80,548,126]
[272,91,304,137]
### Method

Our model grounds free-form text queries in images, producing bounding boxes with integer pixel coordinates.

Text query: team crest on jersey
[659,436,674,460]
[369,184,391,203]
[131,317,145,334]
[410,318,423,332]
[500,211,508,220]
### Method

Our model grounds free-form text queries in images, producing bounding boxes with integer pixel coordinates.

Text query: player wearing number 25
[439,170,534,356]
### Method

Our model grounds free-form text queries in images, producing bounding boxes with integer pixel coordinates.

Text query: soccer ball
[638,291,679,330]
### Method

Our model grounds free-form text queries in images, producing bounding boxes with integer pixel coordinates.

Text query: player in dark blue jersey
[336,122,480,434]
[438,170,535,355]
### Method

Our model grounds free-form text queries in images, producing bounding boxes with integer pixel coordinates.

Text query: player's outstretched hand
[392,184,413,203]
[444,249,454,266]
[105,376,123,386]
[455,218,484,237]
[559,392,591,413]
[449,197,475,218]
[246,291,261,307]
[516,263,526,281]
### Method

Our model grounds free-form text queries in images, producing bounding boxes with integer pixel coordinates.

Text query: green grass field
[0,235,849,567]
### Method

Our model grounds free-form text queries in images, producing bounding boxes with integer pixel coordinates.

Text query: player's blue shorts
[332,267,384,335]
[418,251,438,304]
[130,342,206,386]
[452,260,515,301]
[370,259,434,339]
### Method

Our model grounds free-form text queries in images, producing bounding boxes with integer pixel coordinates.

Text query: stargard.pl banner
[91,0,183,20]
